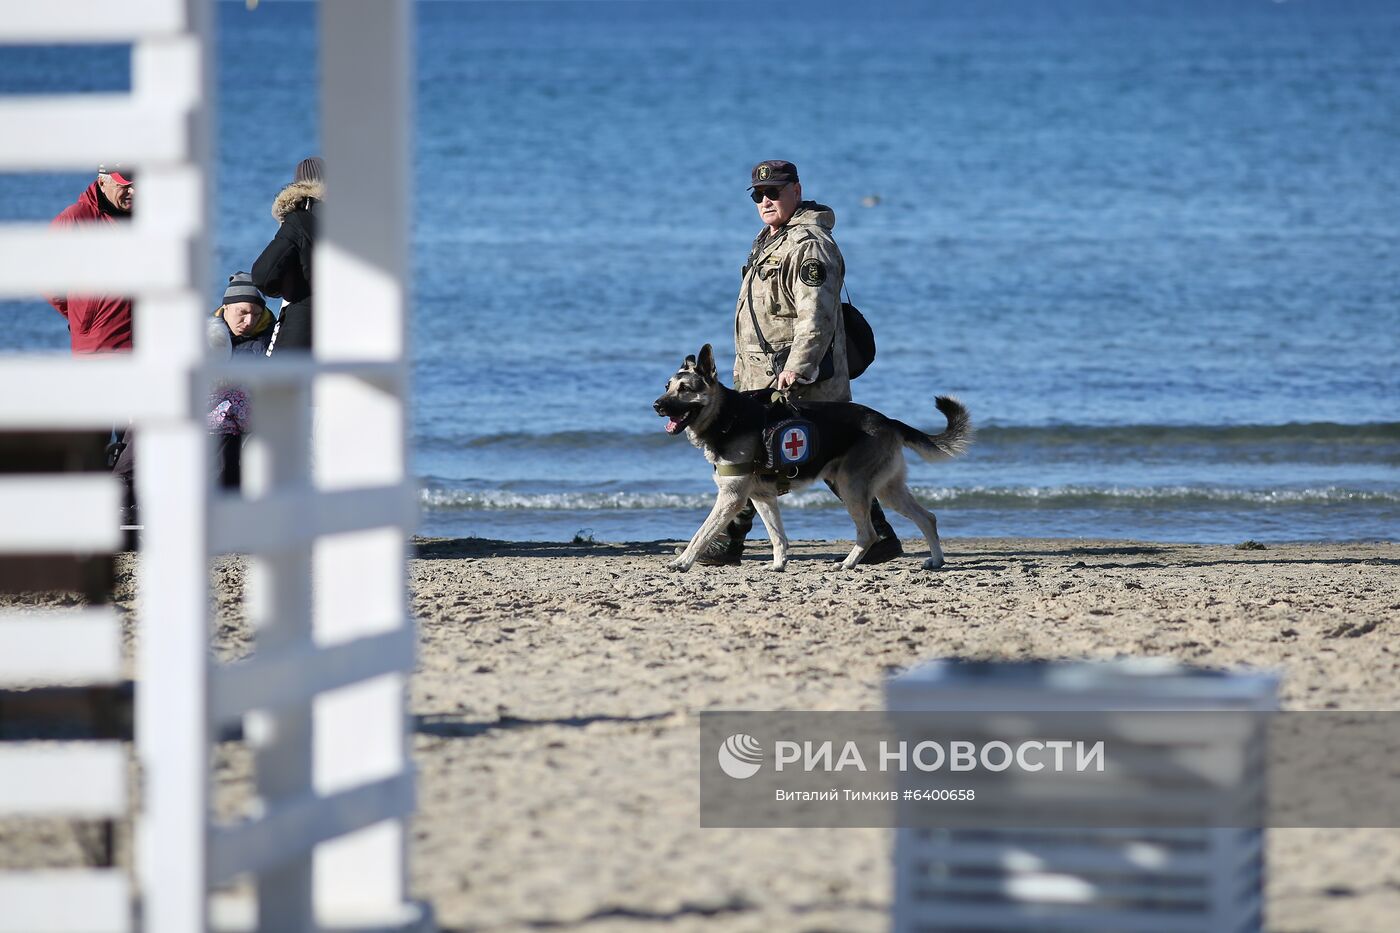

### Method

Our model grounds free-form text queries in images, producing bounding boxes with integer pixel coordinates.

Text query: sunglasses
[750,184,789,203]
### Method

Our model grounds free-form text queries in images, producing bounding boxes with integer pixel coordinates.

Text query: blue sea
[3,0,1398,544]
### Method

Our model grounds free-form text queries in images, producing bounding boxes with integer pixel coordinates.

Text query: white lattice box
[886,659,1278,933]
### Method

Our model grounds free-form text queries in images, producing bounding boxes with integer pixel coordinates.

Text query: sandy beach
[4,535,1398,932]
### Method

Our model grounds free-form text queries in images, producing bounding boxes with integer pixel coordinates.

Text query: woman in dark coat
[253,157,322,354]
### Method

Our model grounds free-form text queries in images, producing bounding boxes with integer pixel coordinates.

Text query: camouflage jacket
[733,202,851,402]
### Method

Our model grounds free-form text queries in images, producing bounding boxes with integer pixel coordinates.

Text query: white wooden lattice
[886,660,1277,933]
[1,2,425,930]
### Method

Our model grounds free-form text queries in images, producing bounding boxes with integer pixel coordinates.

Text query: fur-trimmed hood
[271,180,323,222]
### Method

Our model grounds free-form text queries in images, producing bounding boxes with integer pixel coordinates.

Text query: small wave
[974,421,1400,446]
[420,488,715,511]
[421,421,1400,454]
[450,428,675,451]
[913,484,1400,508]
[421,484,1400,512]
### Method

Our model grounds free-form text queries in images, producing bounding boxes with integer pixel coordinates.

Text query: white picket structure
[1,1,427,931]
[887,660,1278,933]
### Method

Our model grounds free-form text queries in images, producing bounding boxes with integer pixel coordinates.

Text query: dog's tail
[895,396,973,462]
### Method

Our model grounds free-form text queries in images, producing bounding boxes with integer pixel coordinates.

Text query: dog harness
[714,394,820,496]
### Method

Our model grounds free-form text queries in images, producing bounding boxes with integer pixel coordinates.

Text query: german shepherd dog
[653,345,972,572]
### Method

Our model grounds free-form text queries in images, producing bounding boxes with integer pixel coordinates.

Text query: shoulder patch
[799,258,827,287]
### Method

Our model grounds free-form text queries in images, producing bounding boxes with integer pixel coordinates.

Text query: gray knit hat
[294,157,324,185]
[222,271,265,308]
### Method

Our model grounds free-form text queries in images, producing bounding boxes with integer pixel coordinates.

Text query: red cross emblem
[782,428,807,462]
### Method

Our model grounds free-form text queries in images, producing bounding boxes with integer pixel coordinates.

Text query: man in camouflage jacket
[699,160,901,565]
[734,161,851,402]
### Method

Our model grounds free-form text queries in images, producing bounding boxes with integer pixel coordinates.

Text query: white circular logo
[718,733,763,779]
[780,426,809,463]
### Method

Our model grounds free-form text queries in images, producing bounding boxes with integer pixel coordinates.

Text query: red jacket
[48,182,133,353]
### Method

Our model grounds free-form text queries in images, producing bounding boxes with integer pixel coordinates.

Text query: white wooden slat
[209,773,415,886]
[0,0,185,44]
[209,628,414,725]
[134,291,207,367]
[899,892,1220,933]
[315,376,408,489]
[0,96,193,171]
[134,36,204,110]
[0,3,219,933]
[238,390,318,929]
[203,358,406,391]
[314,531,408,641]
[0,871,131,933]
[314,901,432,933]
[0,608,122,686]
[0,357,187,428]
[0,475,121,554]
[207,891,256,933]
[896,902,1226,930]
[914,871,1212,907]
[0,225,190,298]
[209,484,418,554]
[134,426,210,933]
[893,899,1245,933]
[318,0,411,363]
[316,2,416,916]
[0,743,127,817]
[314,674,407,799]
[903,838,1219,876]
[133,166,207,238]
[205,888,432,933]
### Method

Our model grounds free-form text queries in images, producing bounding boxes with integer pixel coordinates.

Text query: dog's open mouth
[663,410,695,435]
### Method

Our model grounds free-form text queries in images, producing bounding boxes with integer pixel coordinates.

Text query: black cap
[749,160,798,189]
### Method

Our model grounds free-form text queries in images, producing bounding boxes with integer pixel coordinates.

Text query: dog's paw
[921,556,946,570]
[666,558,692,573]
[770,560,787,572]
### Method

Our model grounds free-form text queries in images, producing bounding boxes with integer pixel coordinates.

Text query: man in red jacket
[48,164,135,353]
[50,166,140,529]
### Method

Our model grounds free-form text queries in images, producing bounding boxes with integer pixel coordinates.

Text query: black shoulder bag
[841,296,876,380]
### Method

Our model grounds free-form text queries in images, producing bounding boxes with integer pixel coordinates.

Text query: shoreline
[414,531,1400,548]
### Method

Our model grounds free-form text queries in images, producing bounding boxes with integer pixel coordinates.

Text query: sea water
[3,0,1397,544]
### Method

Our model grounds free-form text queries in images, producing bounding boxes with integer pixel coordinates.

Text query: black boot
[697,501,755,565]
[859,499,904,565]
[825,479,903,565]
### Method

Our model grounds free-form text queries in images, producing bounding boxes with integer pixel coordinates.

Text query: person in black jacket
[253,157,322,354]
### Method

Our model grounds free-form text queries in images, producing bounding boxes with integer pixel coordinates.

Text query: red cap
[99,164,135,186]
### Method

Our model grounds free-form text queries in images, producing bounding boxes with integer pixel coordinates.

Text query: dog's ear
[697,344,717,381]
[681,354,697,372]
